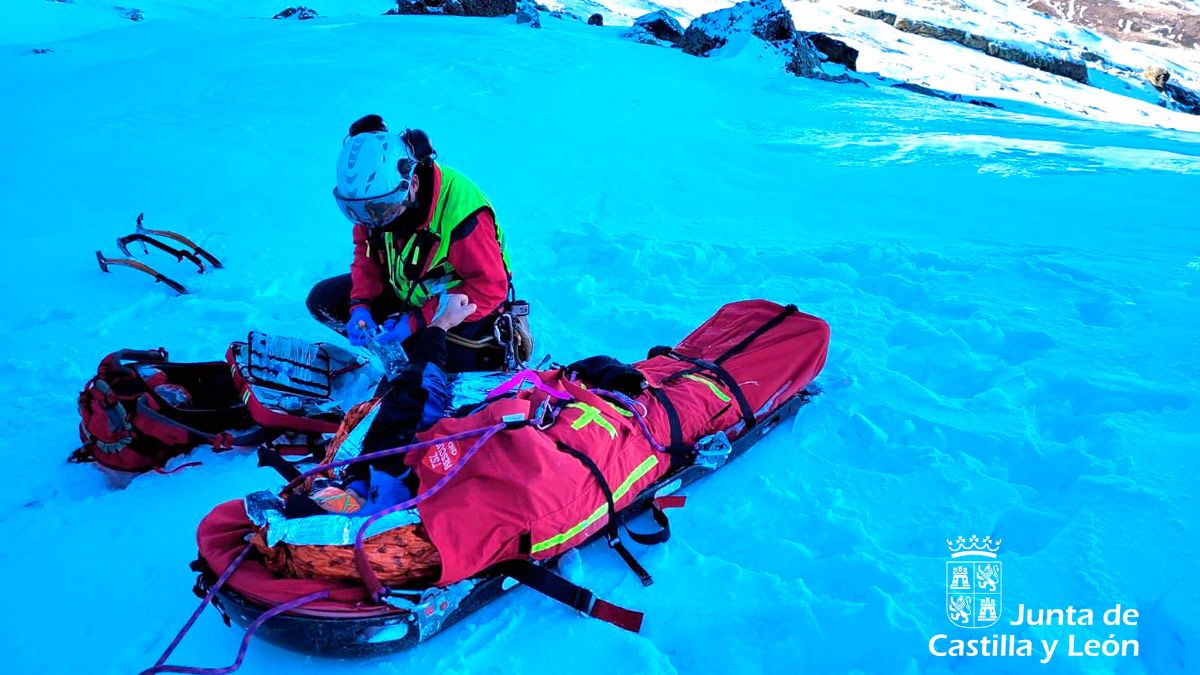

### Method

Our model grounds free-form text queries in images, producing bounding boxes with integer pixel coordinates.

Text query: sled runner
[147,300,830,671]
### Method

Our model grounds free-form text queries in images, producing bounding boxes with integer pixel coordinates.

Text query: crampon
[96,213,224,294]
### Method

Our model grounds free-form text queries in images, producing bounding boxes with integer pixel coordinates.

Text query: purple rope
[591,388,666,452]
[283,424,499,493]
[147,541,255,671]
[142,590,330,675]
[354,422,507,600]
[486,368,572,401]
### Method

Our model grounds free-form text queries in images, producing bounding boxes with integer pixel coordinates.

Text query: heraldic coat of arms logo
[946,535,1002,629]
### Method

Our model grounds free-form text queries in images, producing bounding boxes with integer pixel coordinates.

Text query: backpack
[74,348,262,473]
[74,335,372,475]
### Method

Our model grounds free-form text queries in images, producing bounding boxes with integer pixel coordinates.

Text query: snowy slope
[2,3,1199,675]
[546,0,1200,131]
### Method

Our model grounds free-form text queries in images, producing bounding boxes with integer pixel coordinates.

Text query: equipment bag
[226,331,370,439]
[74,348,263,473]
[75,334,372,475]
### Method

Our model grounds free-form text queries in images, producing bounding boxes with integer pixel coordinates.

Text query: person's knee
[307,275,349,323]
[305,279,326,317]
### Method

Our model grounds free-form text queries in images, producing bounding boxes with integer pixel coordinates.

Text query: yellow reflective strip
[383,233,399,290]
[530,454,660,554]
[567,402,616,438]
[684,374,731,403]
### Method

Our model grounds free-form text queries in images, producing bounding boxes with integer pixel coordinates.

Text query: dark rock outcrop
[622,26,665,45]
[587,13,603,26]
[851,7,1088,83]
[633,11,684,44]
[678,24,727,56]
[983,42,1087,83]
[679,0,831,81]
[274,6,317,19]
[122,7,144,21]
[391,0,513,16]
[1164,83,1200,115]
[804,32,858,71]
[787,35,824,77]
[851,8,896,24]
[680,0,792,56]
[751,1,793,42]
[516,0,540,27]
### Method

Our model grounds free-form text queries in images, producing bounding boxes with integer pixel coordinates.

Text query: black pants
[306,274,505,373]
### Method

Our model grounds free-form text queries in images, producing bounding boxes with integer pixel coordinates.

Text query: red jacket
[349,185,508,327]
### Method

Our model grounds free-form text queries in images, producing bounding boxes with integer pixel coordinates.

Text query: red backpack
[74,349,262,473]
[74,335,369,475]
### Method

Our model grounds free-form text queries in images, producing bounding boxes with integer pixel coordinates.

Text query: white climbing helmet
[332,129,418,228]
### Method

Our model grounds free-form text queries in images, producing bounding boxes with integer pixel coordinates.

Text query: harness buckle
[534,400,562,430]
[494,312,519,370]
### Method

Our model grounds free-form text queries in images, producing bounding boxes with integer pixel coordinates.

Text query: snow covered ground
[1,1,1199,673]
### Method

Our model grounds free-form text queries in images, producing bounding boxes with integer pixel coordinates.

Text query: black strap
[553,441,653,586]
[656,305,797,435]
[649,388,690,469]
[714,304,797,365]
[628,496,686,545]
[493,560,644,633]
[256,445,302,481]
[666,356,756,431]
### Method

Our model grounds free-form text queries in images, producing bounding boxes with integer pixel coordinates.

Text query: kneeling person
[307,114,530,372]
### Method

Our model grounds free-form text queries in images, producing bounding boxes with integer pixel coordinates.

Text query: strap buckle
[694,431,733,469]
[574,587,598,616]
[533,400,562,430]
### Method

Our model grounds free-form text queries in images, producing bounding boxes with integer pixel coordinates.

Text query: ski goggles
[333,183,411,229]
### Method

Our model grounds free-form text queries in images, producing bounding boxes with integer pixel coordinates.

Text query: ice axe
[96,251,189,295]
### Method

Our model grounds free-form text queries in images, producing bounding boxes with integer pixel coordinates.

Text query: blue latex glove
[345,306,377,346]
[377,314,415,345]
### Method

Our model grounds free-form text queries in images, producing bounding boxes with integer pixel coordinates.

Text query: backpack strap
[99,348,168,380]
[134,396,264,449]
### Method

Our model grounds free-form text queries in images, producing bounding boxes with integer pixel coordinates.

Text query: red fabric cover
[198,500,391,616]
[409,300,830,585]
[349,163,509,323]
